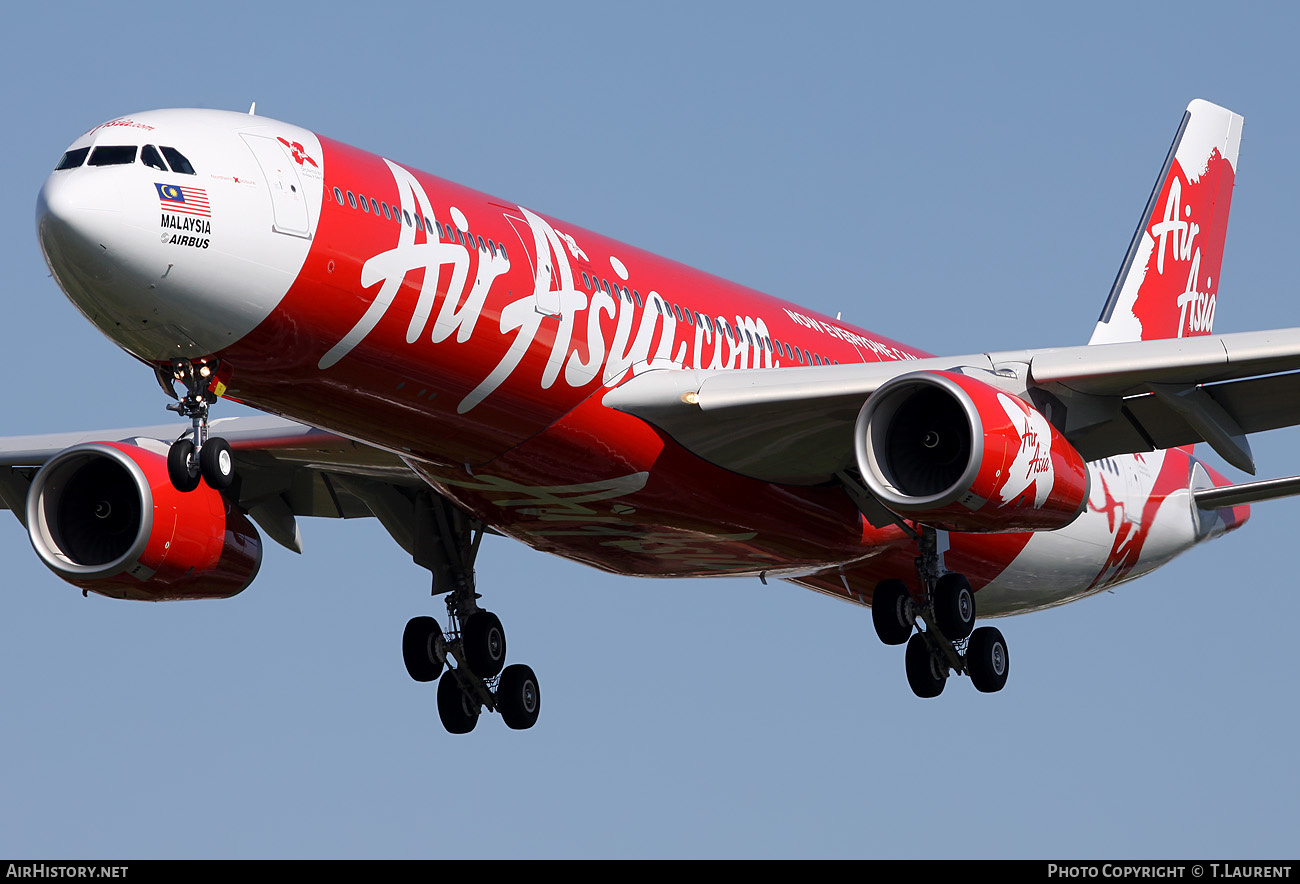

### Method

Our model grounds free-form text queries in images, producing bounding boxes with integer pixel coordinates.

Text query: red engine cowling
[25,441,262,600]
[855,370,1090,533]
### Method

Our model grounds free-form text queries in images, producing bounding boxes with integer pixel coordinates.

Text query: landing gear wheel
[967,626,1009,693]
[462,611,506,677]
[497,664,541,730]
[167,439,200,492]
[905,632,947,698]
[402,616,444,683]
[871,579,913,645]
[199,437,234,490]
[933,572,976,640]
[437,670,479,734]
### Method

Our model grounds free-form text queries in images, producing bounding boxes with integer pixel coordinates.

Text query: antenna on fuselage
[248,102,257,115]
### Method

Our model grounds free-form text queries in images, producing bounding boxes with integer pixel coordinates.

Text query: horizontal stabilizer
[1194,475,1300,509]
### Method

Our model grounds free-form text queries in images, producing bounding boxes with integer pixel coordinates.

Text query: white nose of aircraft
[36,144,210,363]
[34,114,318,365]
[37,159,130,301]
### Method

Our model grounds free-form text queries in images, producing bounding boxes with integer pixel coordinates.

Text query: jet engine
[855,370,1090,533]
[25,441,262,600]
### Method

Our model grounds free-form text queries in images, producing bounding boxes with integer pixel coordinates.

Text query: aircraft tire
[463,611,506,678]
[402,616,444,683]
[871,579,913,645]
[199,437,235,490]
[167,439,200,492]
[437,670,479,734]
[497,664,541,730]
[933,572,976,640]
[967,626,1009,693]
[905,632,946,698]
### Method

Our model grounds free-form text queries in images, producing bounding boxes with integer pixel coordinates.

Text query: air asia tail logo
[1128,147,1233,340]
[277,137,318,168]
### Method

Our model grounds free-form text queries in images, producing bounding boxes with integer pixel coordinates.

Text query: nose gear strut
[160,358,235,492]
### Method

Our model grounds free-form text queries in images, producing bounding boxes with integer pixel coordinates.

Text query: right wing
[0,414,437,556]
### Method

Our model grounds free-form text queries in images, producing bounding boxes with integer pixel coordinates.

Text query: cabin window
[381,202,391,220]
[370,198,380,215]
[403,209,413,226]
[347,191,357,209]
[332,186,343,204]
[499,243,507,261]
[141,145,168,172]
[414,214,424,232]
[633,290,643,307]
[88,145,136,166]
[54,147,90,170]
[159,147,195,174]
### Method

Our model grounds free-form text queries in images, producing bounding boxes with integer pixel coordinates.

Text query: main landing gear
[400,497,541,733]
[161,358,235,493]
[871,526,1010,697]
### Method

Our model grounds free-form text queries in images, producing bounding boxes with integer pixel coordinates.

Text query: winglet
[1090,100,1243,345]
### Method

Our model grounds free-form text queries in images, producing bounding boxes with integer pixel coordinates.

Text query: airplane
[10,97,1300,733]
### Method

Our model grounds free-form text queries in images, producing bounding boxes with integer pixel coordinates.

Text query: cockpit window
[140,145,168,172]
[88,145,137,166]
[159,146,195,175]
[54,147,90,170]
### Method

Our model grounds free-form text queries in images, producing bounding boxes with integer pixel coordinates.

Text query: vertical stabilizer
[1090,100,1242,345]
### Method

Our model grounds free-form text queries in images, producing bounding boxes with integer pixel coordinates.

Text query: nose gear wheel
[161,358,235,494]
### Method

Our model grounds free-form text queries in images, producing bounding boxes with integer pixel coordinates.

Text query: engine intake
[26,442,262,600]
[855,371,1090,533]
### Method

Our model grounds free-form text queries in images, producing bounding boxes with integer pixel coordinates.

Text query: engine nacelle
[26,442,262,600]
[855,371,1090,533]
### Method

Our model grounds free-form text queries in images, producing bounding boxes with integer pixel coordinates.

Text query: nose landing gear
[871,525,1010,697]
[161,358,235,493]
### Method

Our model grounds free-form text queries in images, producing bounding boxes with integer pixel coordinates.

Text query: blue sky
[1,1,1297,858]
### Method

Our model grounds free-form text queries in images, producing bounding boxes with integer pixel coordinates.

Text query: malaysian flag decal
[155,183,211,218]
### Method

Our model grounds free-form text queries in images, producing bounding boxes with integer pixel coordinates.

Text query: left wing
[602,326,1300,485]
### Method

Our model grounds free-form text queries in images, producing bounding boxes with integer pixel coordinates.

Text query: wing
[0,414,436,557]
[602,326,1300,485]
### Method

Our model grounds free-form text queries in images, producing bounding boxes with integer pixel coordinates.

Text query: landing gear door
[240,134,312,239]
